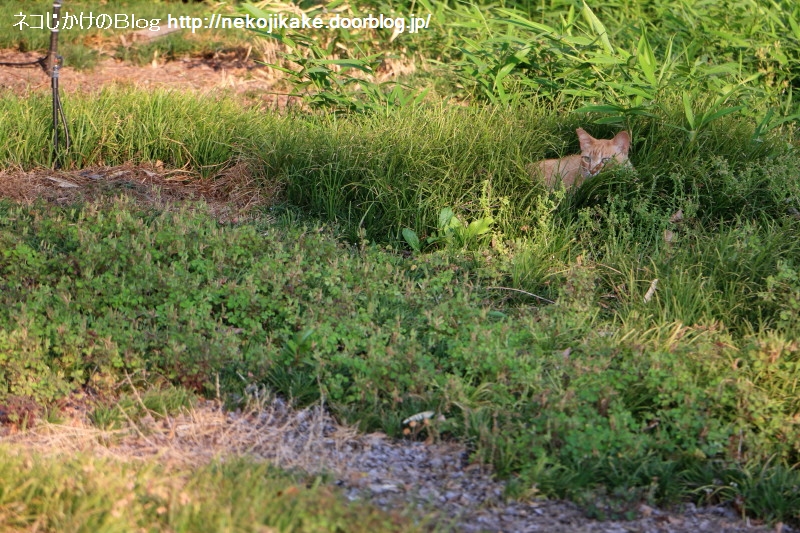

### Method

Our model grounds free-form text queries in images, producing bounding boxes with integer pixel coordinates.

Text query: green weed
[3,188,800,523]
[0,450,417,532]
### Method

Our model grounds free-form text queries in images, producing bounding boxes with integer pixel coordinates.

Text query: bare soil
[0,48,295,108]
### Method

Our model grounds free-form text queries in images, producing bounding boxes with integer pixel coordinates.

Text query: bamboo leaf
[699,105,744,127]
[637,28,658,87]
[581,1,614,54]
[682,91,696,129]
[493,10,557,35]
[658,36,675,84]
[789,13,800,40]
[594,116,626,125]
[573,104,626,114]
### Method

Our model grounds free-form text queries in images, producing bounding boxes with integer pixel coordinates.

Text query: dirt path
[0,48,293,108]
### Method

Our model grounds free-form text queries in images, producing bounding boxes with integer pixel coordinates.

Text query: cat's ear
[576,128,593,151]
[613,131,631,155]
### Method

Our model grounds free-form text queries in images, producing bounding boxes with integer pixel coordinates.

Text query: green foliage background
[1,0,799,526]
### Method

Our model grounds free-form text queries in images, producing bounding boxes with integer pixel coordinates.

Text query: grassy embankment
[1,0,800,528]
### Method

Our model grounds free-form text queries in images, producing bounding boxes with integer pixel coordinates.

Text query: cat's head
[577,128,631,178]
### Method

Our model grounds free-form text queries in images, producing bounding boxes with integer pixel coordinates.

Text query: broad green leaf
[658,36,675,84]
[701,63,742,76]
[415,0,448,24]
[623,107,658,117]
[740,73,762,84]
[753,108,775,139]
[582,55,627,65]
[415,0,434,13]
[438,208,455,231]
[278,34,298,48]
[562,89,603,98]
[304,67,332,76]
[496,62,519,84]
[708,30,751,48]
[559,35,595,46]
[789,14,800,40]
[768,113,800,129]
[411,88,431,106]
[447,215,464,230]
[606,83,655,100]
[594,116,625,125]
[315,59,375,72]
[402,228,421,253]
[240,3,269,19]
[466,217,495,238]
[265,64,296,75]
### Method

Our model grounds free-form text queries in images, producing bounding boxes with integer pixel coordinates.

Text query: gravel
[235,399,791,533]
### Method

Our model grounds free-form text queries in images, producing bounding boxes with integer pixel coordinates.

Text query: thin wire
[0,58,46,68]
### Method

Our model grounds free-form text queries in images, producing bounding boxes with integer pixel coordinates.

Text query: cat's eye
[601,157,612,163]
[582,156,591,162]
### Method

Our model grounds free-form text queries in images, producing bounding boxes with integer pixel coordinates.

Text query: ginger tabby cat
[532,128,632,189]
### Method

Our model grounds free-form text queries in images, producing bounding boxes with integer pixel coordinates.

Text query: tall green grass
[0,90,268,176]
[3,88,794,243]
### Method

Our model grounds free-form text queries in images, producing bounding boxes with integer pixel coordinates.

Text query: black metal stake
[0,2,70,169]
[49,1,70,169]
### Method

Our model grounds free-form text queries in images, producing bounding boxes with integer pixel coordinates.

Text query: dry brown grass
[3,395,367,477]
[0,162,281,223]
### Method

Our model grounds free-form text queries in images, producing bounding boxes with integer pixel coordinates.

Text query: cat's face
[577,128,631,178]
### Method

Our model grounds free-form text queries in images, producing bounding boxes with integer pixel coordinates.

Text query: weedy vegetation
[1,0,800,529]
[2,0,253,70]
